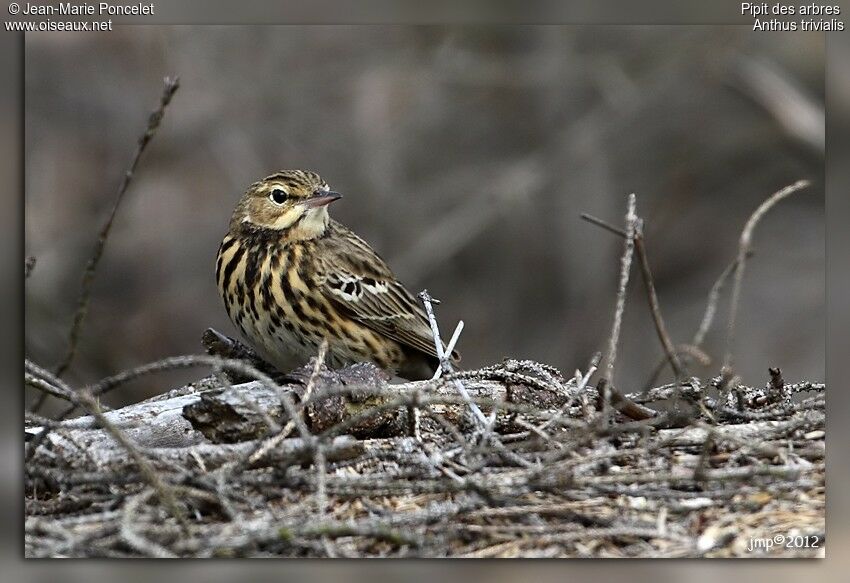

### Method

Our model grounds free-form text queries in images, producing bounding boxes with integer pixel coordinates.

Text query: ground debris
[24,360,824,558]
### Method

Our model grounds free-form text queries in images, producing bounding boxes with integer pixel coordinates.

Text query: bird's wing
[317,223,459,361]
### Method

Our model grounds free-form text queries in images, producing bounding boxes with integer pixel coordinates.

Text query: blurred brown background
[24,26,824,408]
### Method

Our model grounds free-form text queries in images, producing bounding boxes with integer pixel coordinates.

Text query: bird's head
[231,170,342,240]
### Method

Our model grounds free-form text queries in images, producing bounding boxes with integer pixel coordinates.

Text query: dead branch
[583,198,657,422]
[723,179,810,374]
[595,194,637,418]
[53,76,180,381]
[633,220,685,379]
[419,289,485,426]
[582,210,685,381]
[25,360,823,557]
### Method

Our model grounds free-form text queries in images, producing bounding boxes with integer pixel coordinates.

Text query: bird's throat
[285,207,330,242]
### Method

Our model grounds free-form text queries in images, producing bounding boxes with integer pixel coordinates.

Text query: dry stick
[584,208,744,420]
[641,345,711,393]
[76,390,189,533]
[25,354,305,462]
[582,212,684,380]
[632,220,685,379]
[717,180,810,410]
[595,195,640,420]
[26,362,824,559]
[25,359,80,404]
[419,290,487,426]
[580,213,627,238]
[417,297,512,467]
[693,253,751,348]
[24,363,189,532]
[420,321,461,444]
[535,352,600,433]
[120,488,177,558]
[722,180,810,374]
[244,340,328,469]
[432,320,465,380]
[53,77,180,381]
[25,374,76,404]
[641,251,752,392]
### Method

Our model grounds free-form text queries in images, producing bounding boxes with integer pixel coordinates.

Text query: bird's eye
[269,189,288,205]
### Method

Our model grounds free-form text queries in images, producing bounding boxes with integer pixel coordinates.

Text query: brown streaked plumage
[216,170,459,380]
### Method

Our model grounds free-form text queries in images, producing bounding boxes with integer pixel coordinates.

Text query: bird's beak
[301,191,342,208]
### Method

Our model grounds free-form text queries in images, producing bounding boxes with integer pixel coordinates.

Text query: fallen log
[25,364,579,469]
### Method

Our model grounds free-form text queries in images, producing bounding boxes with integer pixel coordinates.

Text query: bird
[215,169,459,380]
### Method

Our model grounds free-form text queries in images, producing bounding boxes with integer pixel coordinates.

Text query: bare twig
[641,249,752,392]
[723,180,810,373]
[584,211,684,380]
[432,320,465,380]
[582,204,657,422]
[26,354,296,461]
[25,362,190,534]
[633,219,685,379]
[419,290,487,426]
[693,252,752,348]
[642,344,711,392]
[580,212,627,238]
[537,352,600,432]
[243,340,328,469]
[120,489,176,558]
[74,388,189,531]
[25,362,824,558]
[25,374,76,404]
[597,194,637,414]
[25,360,79,406]
[53,77,180,381]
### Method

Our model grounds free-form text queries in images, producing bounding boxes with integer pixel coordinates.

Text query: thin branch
[243,340,328,470]
[25,374,76,404]
[597,194,637,413]
[537,352,600,433]
[53,76,180,381]
[584,211,684,380]
[641,249,752,392]
[580,212,627,238]
[582,203,657,422]
[26,354,297,461]
[120,489,176,558]
[693,252,751,348]
[74,388,189,531]
[25,359,188,532]
[642,344,711,392]
[419,290,487,426]
[432,320,464,380]
[633,219,685,379]
[723,179,810,373]
[26,358,77,414]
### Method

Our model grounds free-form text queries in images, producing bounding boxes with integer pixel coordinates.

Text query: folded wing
[318,223,459,362]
